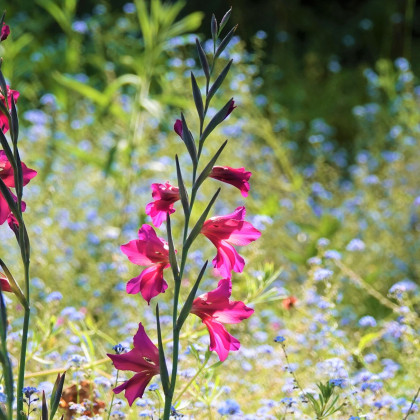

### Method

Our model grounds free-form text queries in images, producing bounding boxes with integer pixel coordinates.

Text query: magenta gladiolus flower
[0,23,10,42]
[0,87,19,133]
[209,166,251,197]
[174,119,183,138]
[120,225,171,304]
[0,150,36,225]
[191,278,254,361]
[201,206,261,278]
[107,323,160,406]
[145,182,180,227]
[0,273,12,293]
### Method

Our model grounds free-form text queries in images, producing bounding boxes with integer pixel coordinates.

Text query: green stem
[16,246,30,420]
[106,370,119,420]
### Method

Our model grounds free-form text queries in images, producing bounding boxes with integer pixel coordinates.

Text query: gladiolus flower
[191,278,254,361]
[0,150,36,226]
[107,323,159,406]
[209,166,251,197]
[174,119,183,138]
[0,87,19,133]
[0,273,12,293]
[201,206,261,278]
[282,296,297,310]
[120,225,171,304]
[145,182,180,227]
[0,23,10,41]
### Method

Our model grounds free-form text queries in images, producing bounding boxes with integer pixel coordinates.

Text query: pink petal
[121,225,169,265]
[132,322,160,364]
[126,264,168,304]
[204,319,240,362]
[0,275,12,292]
[212,241,245,278]
[209,166,251,197]
[113,372,153,406]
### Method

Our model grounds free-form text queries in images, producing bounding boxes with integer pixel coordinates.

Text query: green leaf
[207,60,233,105]
[184,188,220,251]
[215,25,237,60]
[356,331,382,354]
[191,72,204,122]
[193,140,227,191]
[0,405,6,420]
[211,14,218,43]
[196,38,210,81]
[177,261,208,329]
[42,391,48,420]
[181,113,198,167]
[166,214,179,282]
[218,7,232,35]
[10,96,19,145]
[156,304,170,395]
[189,344,200,362]
[200,99,233,145]
[175,155,189,217]
[49,371,66,420]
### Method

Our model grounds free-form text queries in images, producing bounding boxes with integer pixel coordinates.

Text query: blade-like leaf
[10,96,19,145]
[200,99,233,145]
[166,214,179,282]
[194,140,227,191]
[0,129,15,169]
[0,70,8,104]
[155,304,170,395]
[215,25,237,60]
[184,188,220,251]
[0,259,27,309]
[181,113,197,167]
[177,261,208,329]
[207,60,232,106]
[211,14,218,43]
[0,289,7,344]
[191,72,204,122]
[50,371,66,420]
[196,38,210,81]
[42,391,48,420]
[175,155,189,217]
[218,7,232,35]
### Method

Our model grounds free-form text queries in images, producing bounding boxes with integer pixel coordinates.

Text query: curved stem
[106,370,119,420]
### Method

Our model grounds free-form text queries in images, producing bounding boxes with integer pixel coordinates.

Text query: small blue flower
[274,336,286,343]
[313,268,333,282]
[113,344,125,355]
[148,383,159,391]
[22,387,38,399]
[359,316,377,328]
[329,378,347,388]
[218,399,241,416]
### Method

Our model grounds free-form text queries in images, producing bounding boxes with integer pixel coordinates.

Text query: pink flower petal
[204,319,240,361]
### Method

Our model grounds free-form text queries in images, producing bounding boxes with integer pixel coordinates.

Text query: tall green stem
[16,262,30,420]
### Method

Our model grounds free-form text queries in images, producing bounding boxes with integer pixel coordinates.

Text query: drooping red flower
[209,166,251,197]
[0,87,19,133]
[201,206,261,278]
[191,278,254,361]
[0,23,10,42]
[145,182,180,228]
[282,296,297,310]
[0,273,12,293]
[174,119,183,138]
[107,323,160,406]
[120,225,171,304]
[0,150,36,226]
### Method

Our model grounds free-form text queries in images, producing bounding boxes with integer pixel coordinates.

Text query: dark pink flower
[201,206,261,278]
[120,225,171,304]
[0,151,35,226]
[0,86,19,133]
[174,119,183,138]
[107,323,160,406]
[0,273,12,293]
[0,151,37,188]
[1,23,10,42]
[209,166,251,197]
[191,278,254,361]
[145,182,180,227]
